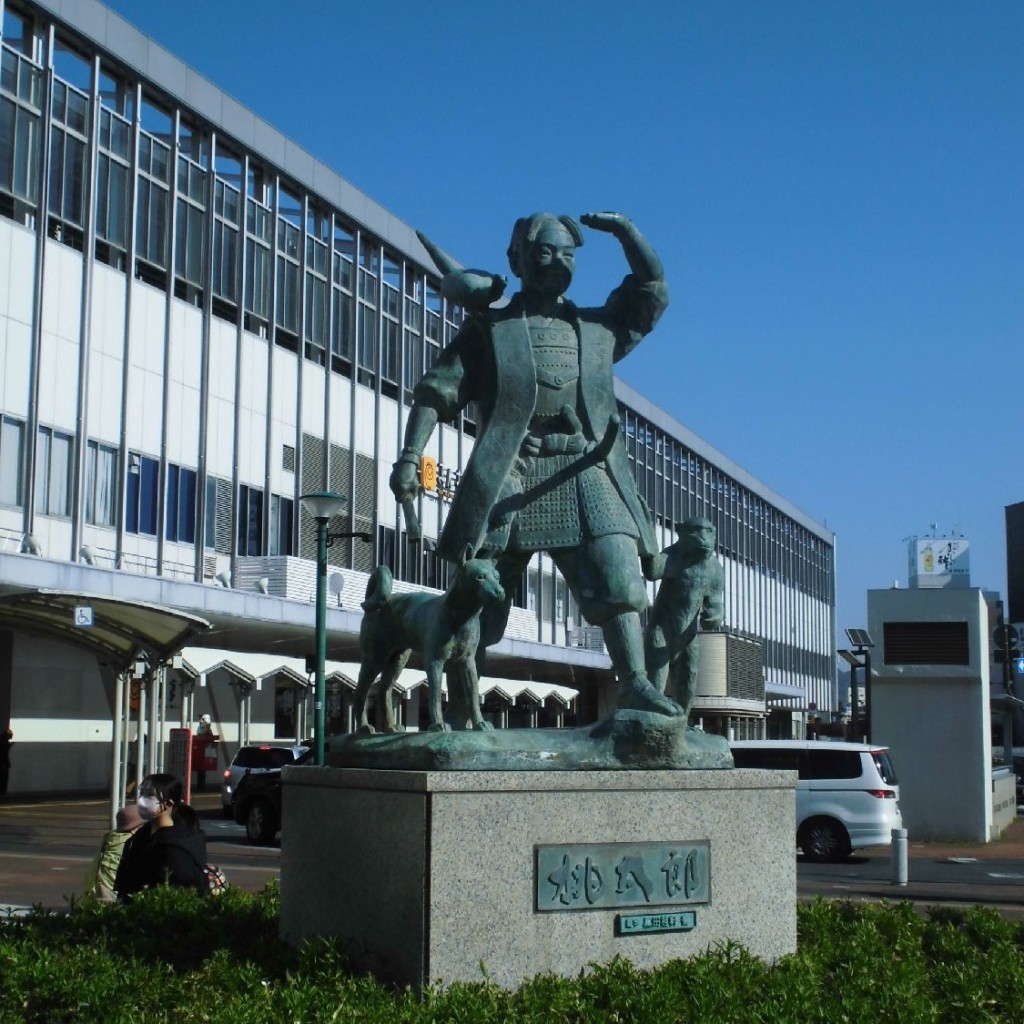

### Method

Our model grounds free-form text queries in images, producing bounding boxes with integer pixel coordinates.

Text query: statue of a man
[644,517,725,719]
[391,211,679,717]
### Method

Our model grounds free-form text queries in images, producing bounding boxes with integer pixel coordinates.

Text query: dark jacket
[114,819,209,899]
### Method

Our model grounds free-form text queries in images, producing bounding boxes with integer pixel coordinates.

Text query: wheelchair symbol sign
[74,605,93,628]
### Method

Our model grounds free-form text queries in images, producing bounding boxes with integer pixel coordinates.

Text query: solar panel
[845,627,874,648]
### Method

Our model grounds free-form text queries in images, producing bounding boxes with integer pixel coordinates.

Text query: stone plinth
[280,767,796,991]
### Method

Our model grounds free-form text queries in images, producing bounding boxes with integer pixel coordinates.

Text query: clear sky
[101,0,1023,636]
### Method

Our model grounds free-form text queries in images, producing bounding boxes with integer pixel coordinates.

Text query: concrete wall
[868,587,993,842]
[4,632,112,794]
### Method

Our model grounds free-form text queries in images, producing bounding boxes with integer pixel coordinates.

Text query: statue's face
[682,520,716,557]
[519,222,575,299]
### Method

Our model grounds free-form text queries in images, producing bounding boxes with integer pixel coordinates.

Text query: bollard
[891,827,908,886]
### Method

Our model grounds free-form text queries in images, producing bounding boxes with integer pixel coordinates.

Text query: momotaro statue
[644,517,725,719]
[394,212,678,718]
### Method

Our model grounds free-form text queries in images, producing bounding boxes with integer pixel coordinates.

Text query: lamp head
[300,491,347,521]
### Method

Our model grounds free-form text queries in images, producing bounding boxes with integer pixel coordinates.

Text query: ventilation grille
[213,477,232,554]
[282,444,295,473]
[297,438,376,572]
[299,434,327,562]
[352,453,375,573]
[726,634,765,701]
[883,621,970,665]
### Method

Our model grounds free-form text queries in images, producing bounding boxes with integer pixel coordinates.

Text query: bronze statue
[392,212,679,718]
[644,517,725,718]
[354,550,505,733]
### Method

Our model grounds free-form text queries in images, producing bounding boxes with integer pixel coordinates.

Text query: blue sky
[102,0,1023,635]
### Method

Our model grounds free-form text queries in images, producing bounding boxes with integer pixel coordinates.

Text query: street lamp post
[839,627,874,744]
[299,491,371,766]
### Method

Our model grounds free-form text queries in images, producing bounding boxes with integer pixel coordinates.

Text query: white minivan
[730,740,902,861]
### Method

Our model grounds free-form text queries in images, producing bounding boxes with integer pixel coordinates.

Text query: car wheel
[798,818,851,862]
[245,798,277,845]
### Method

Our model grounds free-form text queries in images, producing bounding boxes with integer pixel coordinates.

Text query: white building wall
[352,386,375,457]
[273,346,299,463]
[166,302,203,467]
[87,262,126,444]
[868,587,993,842]
[206,319,238,479]
[127,282,167,457]
[237,331,267,485]
[300,360,325,441]
[0,224,34,404]
[5,633,112,794]
[0,313,32,418]
[328,373,351,454]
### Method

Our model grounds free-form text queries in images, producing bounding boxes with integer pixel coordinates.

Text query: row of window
[0,7,468,409]
[0,413,295,556]
[621,406,834,602]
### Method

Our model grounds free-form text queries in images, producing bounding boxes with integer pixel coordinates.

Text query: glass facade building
[0,0,836,732]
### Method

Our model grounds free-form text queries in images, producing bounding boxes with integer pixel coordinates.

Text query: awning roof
[0,588,210,668]
[177,648,578,705]
[480,677,578,706]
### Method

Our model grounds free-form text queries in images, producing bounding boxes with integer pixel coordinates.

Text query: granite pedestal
[280,766,796,990]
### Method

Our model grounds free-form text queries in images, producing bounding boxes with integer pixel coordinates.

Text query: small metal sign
[535,840,710,912]
[73,605,93,628]
[617,910,697,936]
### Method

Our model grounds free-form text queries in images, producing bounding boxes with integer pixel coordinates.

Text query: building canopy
[0,588,210,668]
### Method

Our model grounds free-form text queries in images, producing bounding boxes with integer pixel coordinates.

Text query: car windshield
[872,749,898,785]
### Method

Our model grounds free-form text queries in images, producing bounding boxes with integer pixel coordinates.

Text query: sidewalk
[796,816,1024,921]
[901,816,1024,861]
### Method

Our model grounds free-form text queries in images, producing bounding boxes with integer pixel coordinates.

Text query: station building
[0,0,836,796]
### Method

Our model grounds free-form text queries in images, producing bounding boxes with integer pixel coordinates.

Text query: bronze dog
[354,546,505,732]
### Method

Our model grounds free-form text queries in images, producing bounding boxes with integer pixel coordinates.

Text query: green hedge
[1,886,1023,1023]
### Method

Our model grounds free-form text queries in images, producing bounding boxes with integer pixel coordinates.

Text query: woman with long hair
[114,773,209,899]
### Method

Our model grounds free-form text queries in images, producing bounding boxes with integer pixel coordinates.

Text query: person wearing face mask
[114,773,210,899]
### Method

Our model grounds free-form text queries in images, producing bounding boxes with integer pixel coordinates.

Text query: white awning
[480,677,578,707]
[327,662,427,695]
[177,649,578,706]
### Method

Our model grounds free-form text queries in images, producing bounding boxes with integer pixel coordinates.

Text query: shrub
[1,891,1023,1022]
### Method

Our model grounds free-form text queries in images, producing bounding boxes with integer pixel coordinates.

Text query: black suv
[221,743,309,817]
[231,746,314,844]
